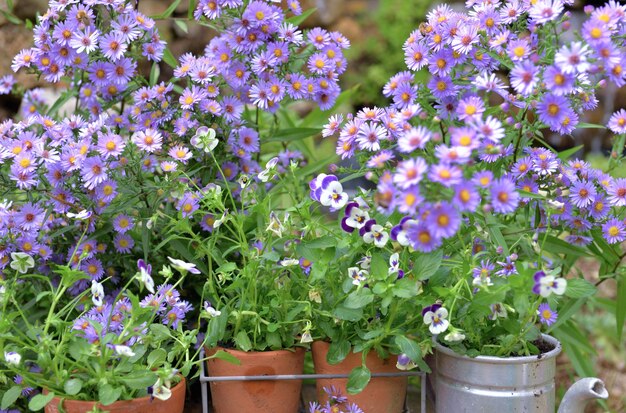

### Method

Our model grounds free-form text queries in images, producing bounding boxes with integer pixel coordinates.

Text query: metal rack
[199,348,428,413]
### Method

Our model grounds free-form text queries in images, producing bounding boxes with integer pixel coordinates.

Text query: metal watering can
[430,335,609,413]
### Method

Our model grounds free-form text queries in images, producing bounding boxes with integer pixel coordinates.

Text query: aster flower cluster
[308,386,364,413]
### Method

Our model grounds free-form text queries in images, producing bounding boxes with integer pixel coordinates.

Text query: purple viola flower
[317,176,348,211]
[341,201,370,233]
[537,303,558,326]
[422,304,449,334]
[532,271,567,297]
[359,219,389,248]
[490,178,519,214]
[390,216,417,247]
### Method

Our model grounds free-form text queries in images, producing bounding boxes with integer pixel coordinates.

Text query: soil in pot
[311,341,408,413]
[205,346,305,413]
[44,376,186,413]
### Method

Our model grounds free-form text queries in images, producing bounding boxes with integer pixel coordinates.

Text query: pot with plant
[315,0,626,411]
[0,255,200,413]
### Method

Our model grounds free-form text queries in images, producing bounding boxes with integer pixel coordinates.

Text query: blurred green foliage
[341,0,432,108]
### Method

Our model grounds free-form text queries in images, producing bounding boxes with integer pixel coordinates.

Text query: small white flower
[4,351,21,365]
[91,280,104,306]
[362,223,389,248]
[167,257,201,274]
[396,354,417,371]
[280,258,299,267]
[488,303,508,320]
[319,181,348,210]
[444,330,466,342]
[258,157,280,182]
[152,379,172,401]
[9,252,35,274]
[137,259,155,294]
[114,345,136,357]
[213,210,228,228]
[300,331,313,344]
[190,126,218,153]
[66,210,93,220]
[203,301,221,318]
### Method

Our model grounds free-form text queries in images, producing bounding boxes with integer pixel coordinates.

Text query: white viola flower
[152,379,172,401]
[444,330,466,342]
[91,280,104,306]
[396,354,417,371]
[9,252,35,274]
[66,210,93,220]
[391,218,417,247]
[266,211,285,237]
[257,157,280,182]
[300,331,313,344]
[190,126,218,153]
[388,253,400,275]
[422,304,450,335]
[357,256,371,271]
[361,220,389,248]
[237,175,250,189]
[532,271,567,297]
[114,345,136,357]
[488,303,508,320]
[213,210,228,228]
[4,351,21,365]
[342,203,370,231]
[167,257,201,274]
[319,180,348,210]
[203,301,221,318]
[279,258,299,267]
[348,267,367,286]
[0,284,5,302]
[137,259,155,294]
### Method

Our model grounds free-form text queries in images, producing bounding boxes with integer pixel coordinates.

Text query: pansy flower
[348,267,367,286]
[532,271,567,297]
[359,219,389,248]
[422,304,449,334]
[341,201,370,233]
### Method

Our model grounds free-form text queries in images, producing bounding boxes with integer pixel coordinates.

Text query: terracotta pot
[205,346,305,413]
[44,376,186,413]
[311,341,407,413]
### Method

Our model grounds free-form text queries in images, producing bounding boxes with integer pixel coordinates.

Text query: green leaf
[484,213,509,255]
[28,393,55,411]
[98,384,121,406]
[557,145,584,160]
[120,372,158,390]
[327,341,350,365]
[64,379,83,396]
[265,128,321,142]
[46,90,75,117]
[617,272,626,340]
[286,8,316,25]
[151,0,182,19]
[147,348,167,368]
[394,336,421,362]
[542,235,593,257]
[333,305,363,322]
[576,122,606,129]
[174,20,188,34]
[1,386,22,409]
[212,350,241,365]
[149,323,172,340]
[414,250,443,280]
[235,331,252,352]
[564,279,596,299]
[392,278,419,298]
[162,48,178,69]
[344,289,374,309]
[149,62,160,86]
[346,366,371,394]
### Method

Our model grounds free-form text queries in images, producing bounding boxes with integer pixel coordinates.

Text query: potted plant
[313,0,625,411]
[0,254,200,412]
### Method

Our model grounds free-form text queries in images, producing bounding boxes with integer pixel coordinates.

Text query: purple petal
[341,217,355,233]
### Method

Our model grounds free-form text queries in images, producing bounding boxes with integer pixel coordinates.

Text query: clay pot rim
[205,346,306,358]
[45,375,186,406]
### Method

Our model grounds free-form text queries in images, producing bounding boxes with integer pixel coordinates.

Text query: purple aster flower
[397,126,432,153]
[407,221,442,252]
[0,74,15,95]
[496,255,518,277]
[82,258,104,281]
[114,233,134,253]
[428,163,463,188]
[428,75,457,100]
[544,65,575,96]
[529,0,564,24]
[602,217,626,244]
[569,180,596,208]
[177,192,199,218]
[132,128,163,153]
[299,258,312,275]
[69,27,100,54]
[490,178,519,214]
[356,122,388,152]
[554,41,590,74]
[456,95,485,121]
[453,182,480,212]
[537,303,558,326]
[15,202,44,231]
[81,156,107,190]
[508,38,531,61]
[394,185,422,215]
[607,178,626,206]
[113,214,134,234]
[607,109,626,134]
[163,306,185,329]
[427,202,461,239]
[393,158,427,189]
[100,31,127,61]
[537,94,570,130]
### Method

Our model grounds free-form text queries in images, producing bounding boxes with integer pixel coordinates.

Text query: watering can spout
[557,378,608,413]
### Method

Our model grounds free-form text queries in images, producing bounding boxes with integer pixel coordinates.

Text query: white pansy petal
[435,307,448,319]
[423,311,434,324]
[430,319,449,334]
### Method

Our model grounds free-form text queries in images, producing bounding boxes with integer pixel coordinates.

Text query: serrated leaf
[234,331,252,352]
[64,379,82,396]
[149,323,172,340]
[147,348,167,367]
[392,278,419,298]
[28,393,55,411]
[333,305,363,322]
[327,341,350,365]
[564,278,596,299]
[414,250,443,280]
[346,366,371,394]
[1,386,22,409]
[343,290,374,309]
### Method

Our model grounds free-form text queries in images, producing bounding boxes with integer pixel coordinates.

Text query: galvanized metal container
[432,334,561,413]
